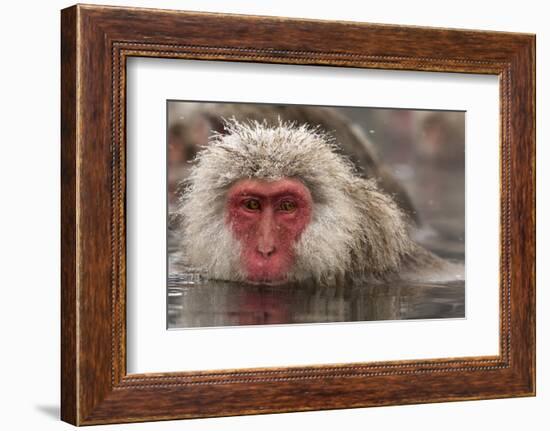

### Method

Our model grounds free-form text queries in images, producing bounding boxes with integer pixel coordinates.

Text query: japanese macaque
[175,120,452,286]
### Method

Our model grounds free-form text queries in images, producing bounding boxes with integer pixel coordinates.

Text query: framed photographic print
[61,4,535,425]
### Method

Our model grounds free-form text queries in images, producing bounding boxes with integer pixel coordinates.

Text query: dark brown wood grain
[60,5,77,425]
[61,4,536,425]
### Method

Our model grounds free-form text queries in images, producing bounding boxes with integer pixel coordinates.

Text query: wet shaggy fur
[176,119,442,285]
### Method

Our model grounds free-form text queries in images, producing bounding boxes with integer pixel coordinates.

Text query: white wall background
[0,0,546,430]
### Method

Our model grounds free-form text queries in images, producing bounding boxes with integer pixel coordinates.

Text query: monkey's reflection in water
[167,274,465,329]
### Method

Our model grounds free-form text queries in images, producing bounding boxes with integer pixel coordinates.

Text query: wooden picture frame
[61,4,535,425]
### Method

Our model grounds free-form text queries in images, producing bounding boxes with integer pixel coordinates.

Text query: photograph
[54,3,536,425]
[167,101,466,328]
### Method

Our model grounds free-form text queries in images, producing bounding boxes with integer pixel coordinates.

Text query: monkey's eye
[279,200,297,212]
[243,199,261,211]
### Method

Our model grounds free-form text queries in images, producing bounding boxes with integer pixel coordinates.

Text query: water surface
[167,269,465,329]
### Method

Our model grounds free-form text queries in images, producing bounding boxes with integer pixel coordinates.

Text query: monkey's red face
[225,178,313,284]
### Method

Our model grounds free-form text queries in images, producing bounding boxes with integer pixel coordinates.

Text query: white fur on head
[177,119,415,284]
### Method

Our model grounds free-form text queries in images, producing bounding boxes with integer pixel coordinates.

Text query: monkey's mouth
[244,260,290,285]
[244,278,288,287]
[245,271,288,285]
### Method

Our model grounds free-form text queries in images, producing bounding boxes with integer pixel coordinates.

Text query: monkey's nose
[257,244,276,258]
